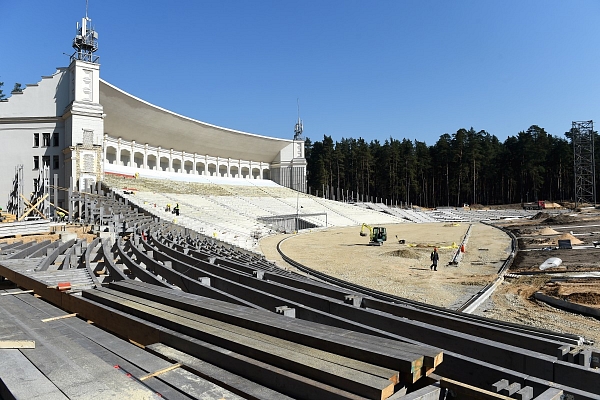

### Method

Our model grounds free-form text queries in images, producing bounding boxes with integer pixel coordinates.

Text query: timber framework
[0,186,598,399]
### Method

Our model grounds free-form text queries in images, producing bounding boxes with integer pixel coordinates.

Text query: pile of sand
[533,212,550,220]
[517,228,536,235]
[386,249,420,259]
[544,214,578,224]
[538,227,559,236]
[544,202,562,209]
[551,233,584,245]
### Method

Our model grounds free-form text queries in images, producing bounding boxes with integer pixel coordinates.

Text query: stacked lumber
[0,188,599,399]
[79,280,441,399]
[0,288,244,399]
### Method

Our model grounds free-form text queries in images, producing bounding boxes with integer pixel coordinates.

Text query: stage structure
[0,9,306,216]
[572,120,596,207]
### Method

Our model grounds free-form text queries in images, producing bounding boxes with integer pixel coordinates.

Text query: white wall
[0,121,66,208]
[0,69,69,118]
[0,69,70,209]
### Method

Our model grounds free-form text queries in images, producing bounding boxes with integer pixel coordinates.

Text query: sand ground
[260,222,510,308]
[260,221,600,346]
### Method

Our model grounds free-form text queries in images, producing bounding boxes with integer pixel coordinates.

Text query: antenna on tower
[294,99,303,141]
[71,0,99,63]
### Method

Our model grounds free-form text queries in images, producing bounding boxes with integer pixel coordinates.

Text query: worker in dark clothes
[430,247,439,271]
[174,203,180,216]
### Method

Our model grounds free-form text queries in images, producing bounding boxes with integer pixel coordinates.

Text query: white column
[116,137,122,166]
[143,144,148,169]
[157,146,161,171]
[103,134,108,165]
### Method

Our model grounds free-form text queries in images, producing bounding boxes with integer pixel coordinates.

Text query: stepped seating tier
[105,174,544,251]
[106,176,405,251]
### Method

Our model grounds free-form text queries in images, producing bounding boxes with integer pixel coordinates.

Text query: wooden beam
[84,289,395,400]
[41,313,78,323]
[18,194,49,221]
[139,363,182,381]
[0,340,35,349]
[440,377,514,400]
[13,281,365,400]
[108,280,429,374]
[0,290,34,296]
[151,336,367,400]
[97,286,401,384]
[0,350,67,399]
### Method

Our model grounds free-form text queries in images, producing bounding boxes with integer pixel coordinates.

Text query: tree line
[0,81,23,100]
[304,125,595,207]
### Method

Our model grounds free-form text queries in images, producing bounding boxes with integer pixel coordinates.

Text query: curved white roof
[100,79,293,163]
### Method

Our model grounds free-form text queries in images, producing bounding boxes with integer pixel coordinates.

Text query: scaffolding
[7,165,24,217]
[572,120,596,207]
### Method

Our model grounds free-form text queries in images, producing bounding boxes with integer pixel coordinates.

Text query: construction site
[1,8,599,397]
[0,175,598,400]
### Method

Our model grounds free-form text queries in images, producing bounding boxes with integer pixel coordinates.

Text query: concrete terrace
[104,172,542,252]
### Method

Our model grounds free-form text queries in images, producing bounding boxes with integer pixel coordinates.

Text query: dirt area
[260,222,511,308]
[260,215,600,346]
[541,280,600,308]
[506,214,600,272]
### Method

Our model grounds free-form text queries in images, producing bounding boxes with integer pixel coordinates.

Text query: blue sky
[2,1,599,145]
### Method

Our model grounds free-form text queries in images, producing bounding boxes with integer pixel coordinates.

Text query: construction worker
[174,203,180,216]
[430,247,439,271]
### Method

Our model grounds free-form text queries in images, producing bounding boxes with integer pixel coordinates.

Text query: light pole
[294,99,303,233]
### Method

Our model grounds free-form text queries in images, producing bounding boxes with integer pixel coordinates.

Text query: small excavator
[359,223,387,246]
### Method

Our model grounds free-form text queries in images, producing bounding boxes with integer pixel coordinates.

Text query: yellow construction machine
[359,223,387,246]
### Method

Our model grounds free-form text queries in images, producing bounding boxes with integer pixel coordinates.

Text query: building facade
[0,14,306,214]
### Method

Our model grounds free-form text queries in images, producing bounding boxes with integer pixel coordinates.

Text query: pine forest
[304,125,596,208]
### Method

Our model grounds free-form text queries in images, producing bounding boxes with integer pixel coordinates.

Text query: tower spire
[294,99,303,141]
[72,0,99,63]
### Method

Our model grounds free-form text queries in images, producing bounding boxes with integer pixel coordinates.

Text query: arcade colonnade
[104,135,270,180]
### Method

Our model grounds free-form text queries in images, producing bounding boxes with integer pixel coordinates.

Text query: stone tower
[63,13,104,191]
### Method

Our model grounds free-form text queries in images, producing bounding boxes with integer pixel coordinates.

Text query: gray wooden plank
[0,294,161,399]
[157,327,369,400]
[148,343,296,400]
[110,280,435,371]
[71,294,370,400]
[389,383,441,400]
[0,349,68,400]
[96,286,400,384]
[84,288,395,399]
[12,291,240,400]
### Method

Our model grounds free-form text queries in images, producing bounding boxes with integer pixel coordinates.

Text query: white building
[0,13,306,215]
